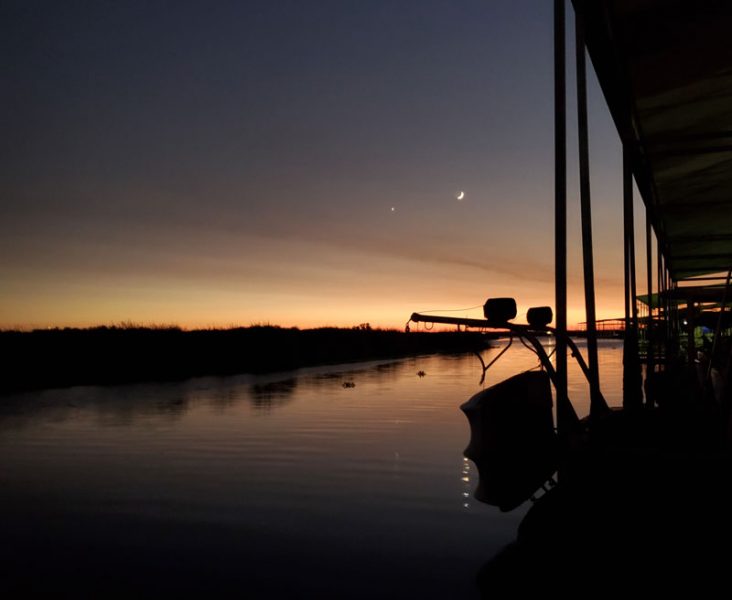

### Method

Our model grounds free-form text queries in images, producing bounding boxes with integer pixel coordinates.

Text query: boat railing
[408,311,610,428]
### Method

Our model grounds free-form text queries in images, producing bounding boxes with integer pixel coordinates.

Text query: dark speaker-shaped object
[460,370,558,511]
[527,306,553,329]
[483,298,517,323]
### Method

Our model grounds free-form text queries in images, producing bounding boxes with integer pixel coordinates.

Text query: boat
[407,0,732,592]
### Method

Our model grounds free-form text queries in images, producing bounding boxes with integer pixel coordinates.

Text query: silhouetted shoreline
[0,325,491,393]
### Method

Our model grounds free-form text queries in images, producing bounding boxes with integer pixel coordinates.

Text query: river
[0,338,624,598]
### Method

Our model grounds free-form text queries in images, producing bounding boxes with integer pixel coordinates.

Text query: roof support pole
[686,301,696,367]
[646,207,655,406]
[658,239,664,365]
[623,185,630,328]
[670,276,678,346]
[575,9,607,417]
[623,146,643,409]
[664,263,671,357]
[661,251,672,363]
[630,208,639,325]
[554,0,573,433]
[707,269,732,383]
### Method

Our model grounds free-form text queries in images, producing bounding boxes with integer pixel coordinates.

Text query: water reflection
[461,456,472,509]
[375,361,401,374]
[0,384,191,430]
[0,341,624,430]
[249,378,298,411]
[0,343,625,598]
[0,358,419,430]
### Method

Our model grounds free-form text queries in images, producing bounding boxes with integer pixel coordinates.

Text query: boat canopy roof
[637,286,726,307]
[576,0,732,279]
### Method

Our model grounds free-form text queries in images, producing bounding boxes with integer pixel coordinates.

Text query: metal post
[630,204,639,325]
[554,0,573,433]
[686,300,696,366]
[646,207,655,406]
[707,269,732,382]
[623,146,643,409]
[667,265,672,359]
[658,238,664,367]
[623,169,631,333]
[575,10,605,417]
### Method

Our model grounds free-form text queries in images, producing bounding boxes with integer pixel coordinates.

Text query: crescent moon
[457,191,465,200]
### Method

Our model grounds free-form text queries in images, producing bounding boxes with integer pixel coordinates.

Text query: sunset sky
[1,0,651,330]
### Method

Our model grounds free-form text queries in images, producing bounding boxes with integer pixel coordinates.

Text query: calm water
[0,339,624,598]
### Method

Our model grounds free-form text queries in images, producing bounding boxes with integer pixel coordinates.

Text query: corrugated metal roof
[575,0,732,279]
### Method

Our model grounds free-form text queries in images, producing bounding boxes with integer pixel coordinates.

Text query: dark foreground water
[0,339,623,598]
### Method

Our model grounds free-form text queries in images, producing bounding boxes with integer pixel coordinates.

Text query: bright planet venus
[457,191,465,200]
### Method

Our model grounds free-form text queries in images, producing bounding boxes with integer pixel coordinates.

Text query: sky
[1,0,652,330]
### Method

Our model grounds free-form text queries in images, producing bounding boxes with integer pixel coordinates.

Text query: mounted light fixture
[483,298,517,323]
[527,306,553,329]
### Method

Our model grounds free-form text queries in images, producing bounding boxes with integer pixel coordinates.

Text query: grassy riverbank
[0,325,491,393]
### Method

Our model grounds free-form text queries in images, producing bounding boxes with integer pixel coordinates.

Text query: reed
[0,325,489,393]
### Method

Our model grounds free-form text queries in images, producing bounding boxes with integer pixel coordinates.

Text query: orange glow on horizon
[1,296,625,332]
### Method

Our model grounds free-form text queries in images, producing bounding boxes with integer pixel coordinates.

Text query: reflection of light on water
[461,457,471,509]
